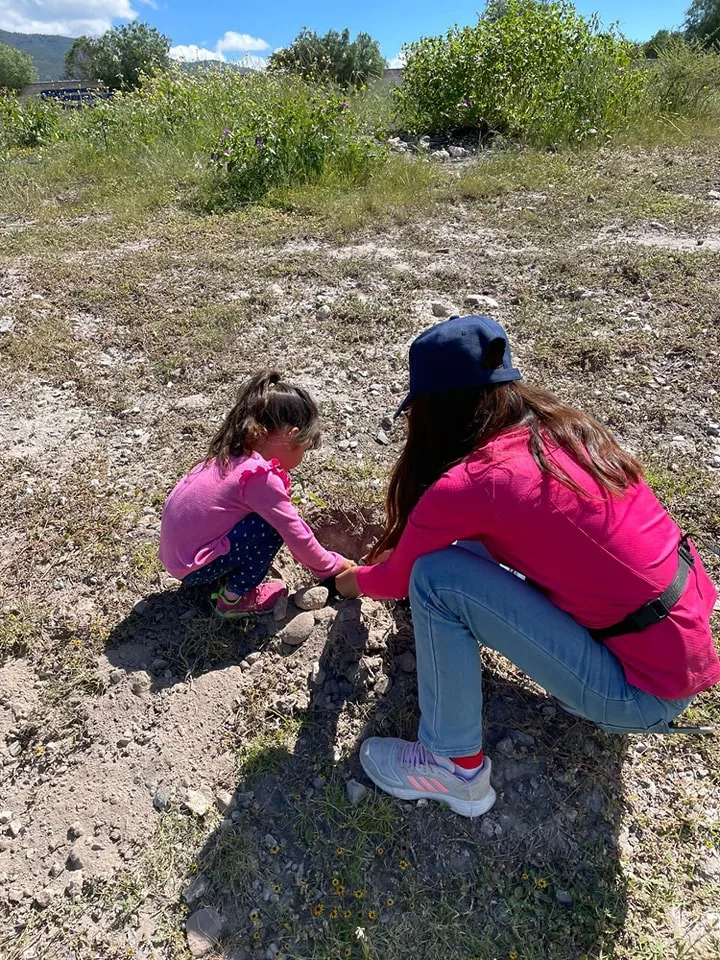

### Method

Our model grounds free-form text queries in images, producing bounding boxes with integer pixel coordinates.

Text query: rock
[109,669,124,685]
[431,301,453,318]
[67,822,84,841]
[34,888,57,909]
[315,304,332,321]
[133,599,149,615]
[0,316,14,334]
[510,730,535,748]
[66,850,83,871]
[109,827,122,842]
[186,906,224,958]
[246,651,262,665]
[448,145,469,159]
[375,675,392,696]
[431,149,450,161]
[215,790,235,814]
[0,811,11,825]
[7,886,23,904]
[173,394,210,412]
[117,732,133,748]
[183,872,210,904]
[152,657,169,672]
[346,780,369,805]
[397,651,416,673]
[310,662,325,684]
[153,785,172,812]
[497,737,515,755]
[184,790,212,817]
[556,890,573,906]
[294,586,329,611]
[49,862,63,879]
[709,190,720,200]
[65,878,83,899]
[264,834,279,850]
[376,429,390,445]
[7,820,22,838]
[700,854,720,879]
[272,594,289,622]
[278,612,315,647]
[464,294,499,310]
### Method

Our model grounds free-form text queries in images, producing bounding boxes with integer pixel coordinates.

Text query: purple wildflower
[224,147,232,156]
[255,136,264,148]
[223,128,232,136]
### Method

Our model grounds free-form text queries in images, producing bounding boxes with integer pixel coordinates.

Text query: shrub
[643,36,720,119]
[65,21,171,91]
[0,41,38,91]
[268,27,386,89]
[0,91,62,150]
[396,0,644,145]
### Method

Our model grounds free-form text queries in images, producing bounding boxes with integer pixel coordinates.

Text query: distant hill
[0,28,74,81]
[178,60,254,75]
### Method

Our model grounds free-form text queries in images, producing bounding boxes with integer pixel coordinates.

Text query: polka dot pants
[183,514,283,596]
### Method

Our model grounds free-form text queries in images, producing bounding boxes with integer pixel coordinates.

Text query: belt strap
[590,535,695,643]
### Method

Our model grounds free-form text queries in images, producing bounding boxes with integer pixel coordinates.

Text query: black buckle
[629,597,671,631]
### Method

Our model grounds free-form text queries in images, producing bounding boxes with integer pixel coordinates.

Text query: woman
[336,315,719,818]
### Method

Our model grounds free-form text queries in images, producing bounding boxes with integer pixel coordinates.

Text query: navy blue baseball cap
[396,315,522,416]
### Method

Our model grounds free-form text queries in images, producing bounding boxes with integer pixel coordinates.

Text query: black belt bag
[590,535,695,643]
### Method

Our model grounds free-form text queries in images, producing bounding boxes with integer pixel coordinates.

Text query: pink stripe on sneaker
[418,777,437,793]
[430,778,450,794]
[407,776,424,790]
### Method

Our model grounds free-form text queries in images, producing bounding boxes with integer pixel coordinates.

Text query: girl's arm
[242,470,345,579]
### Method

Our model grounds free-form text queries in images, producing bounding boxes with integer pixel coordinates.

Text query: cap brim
[394,393,411,419]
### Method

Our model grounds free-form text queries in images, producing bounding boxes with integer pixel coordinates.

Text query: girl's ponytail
[206,369,321,471]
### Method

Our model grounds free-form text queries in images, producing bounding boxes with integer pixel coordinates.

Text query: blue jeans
[410,544,693,756]
[183,514,282,596]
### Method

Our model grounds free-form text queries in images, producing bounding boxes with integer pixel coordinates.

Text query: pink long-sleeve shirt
[159,452,343,581]
[356,427,720,700]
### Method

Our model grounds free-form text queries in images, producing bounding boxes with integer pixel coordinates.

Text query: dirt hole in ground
[311,507,385,561]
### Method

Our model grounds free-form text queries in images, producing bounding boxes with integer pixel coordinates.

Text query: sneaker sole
[360,757,497,819]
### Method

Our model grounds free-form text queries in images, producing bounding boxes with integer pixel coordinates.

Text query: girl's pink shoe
[213,582,288,617]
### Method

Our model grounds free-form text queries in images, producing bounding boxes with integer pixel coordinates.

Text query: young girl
[337,315,719,818]
[160,370,354,616]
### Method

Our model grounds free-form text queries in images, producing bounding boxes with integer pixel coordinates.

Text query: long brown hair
[206,369,321,472]
[369,382,643,560]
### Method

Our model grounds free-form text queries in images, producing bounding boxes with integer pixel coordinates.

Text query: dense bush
[268,27,386,89]
[65,21,171,91]
[0,90,61,150]
[396,0,644,145]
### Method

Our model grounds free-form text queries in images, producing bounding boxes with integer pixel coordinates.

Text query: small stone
[0,810,11,825]
[215,790,235,814]
[375,675,392,696]
[246,651,262,665]
[65,878,83,899]
[186,906,224,958]
[376,429,390,445]
[109,828,122,842]
[431,149,450,160]
[346,780,368,805]
[448,145,469,159]
[380,415,393,432]
[556,890,573,906]
[7,820,22,838]
[34,888,56,909]
[464,294,499,310]
[152,657,169,672]
[133,599,149,615]
[272,594,289,622]
[183,872,210,904]
[708,190,720,200]
[397,651,416,673]
[294,586,329,611]
[264,833,279,850]
[49,862,63,879]
[184,790,212,817]
[266,944,280,960]
[278,612,315,646]
[0,316,14,334]
[109,669,124,685]
[7,886,23,904]
[117,732,133,748]
[315,304,332,321]
[67,822,84,840]
[431,301,452,318]
[497,737,515,755]
[66,850,83,871]
[153,785,172,812]
[310,662,325,684]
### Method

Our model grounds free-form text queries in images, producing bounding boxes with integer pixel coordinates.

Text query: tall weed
[642,37,720,120]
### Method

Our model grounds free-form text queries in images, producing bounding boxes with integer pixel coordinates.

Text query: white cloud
[388,52,406,69]
[170,44,225,62]
[216,31,269,54]
[0,0,137,36]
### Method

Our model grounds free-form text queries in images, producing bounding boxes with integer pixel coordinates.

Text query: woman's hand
[336,566,362,598]
[362,548,393,564]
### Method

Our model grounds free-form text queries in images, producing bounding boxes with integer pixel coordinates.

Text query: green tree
[268,27,386,88]
[685,0,720,48]
[64,21,171,90]
[642,29,685,57]
[0,41,38,91]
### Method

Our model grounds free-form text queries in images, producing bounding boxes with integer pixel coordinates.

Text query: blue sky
[0,1,691,59]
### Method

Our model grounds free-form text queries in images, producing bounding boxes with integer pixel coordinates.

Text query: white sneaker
[360,737,496,818]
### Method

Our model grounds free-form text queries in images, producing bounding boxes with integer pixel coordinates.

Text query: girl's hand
[336,566,361,598]
[338,557,358,574]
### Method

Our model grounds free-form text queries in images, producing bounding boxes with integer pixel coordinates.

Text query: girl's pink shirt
[356,428,720,700]
[159,451,343,581]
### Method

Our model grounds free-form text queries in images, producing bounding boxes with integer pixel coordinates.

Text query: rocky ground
[0,141,719,960]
